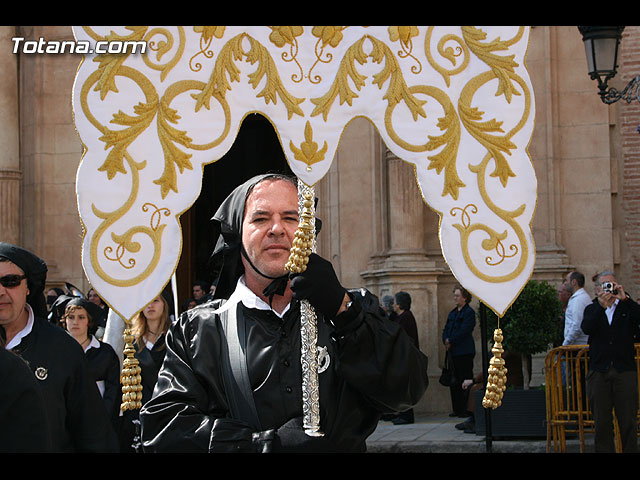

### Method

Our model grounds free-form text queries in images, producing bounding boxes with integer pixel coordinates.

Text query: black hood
[207,173,322,302]
[208,174,282,300]
[0,242,48,318]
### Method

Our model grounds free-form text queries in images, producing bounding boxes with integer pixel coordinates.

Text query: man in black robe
[0,242,117,452]
[140,174,429,452]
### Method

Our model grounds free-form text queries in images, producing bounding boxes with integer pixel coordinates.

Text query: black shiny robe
[140,289,429,452]
[10,317,118,452]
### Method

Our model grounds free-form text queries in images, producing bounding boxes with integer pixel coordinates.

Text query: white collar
[606,298,619,312]
[86,335,100,352]
[213,275,290,319]
[5,304,35,350]
[570,287,586,299]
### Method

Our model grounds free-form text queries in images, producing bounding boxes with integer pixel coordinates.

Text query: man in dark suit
[581,271,640,453]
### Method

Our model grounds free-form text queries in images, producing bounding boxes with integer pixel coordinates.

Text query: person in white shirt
[562,271,591,346]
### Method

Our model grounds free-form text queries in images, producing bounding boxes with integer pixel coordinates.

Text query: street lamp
[578,26,640,105]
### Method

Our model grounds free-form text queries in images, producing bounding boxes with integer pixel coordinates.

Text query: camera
[602,281,618,295]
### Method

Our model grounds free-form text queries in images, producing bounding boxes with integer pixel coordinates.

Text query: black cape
[10,317,118,452]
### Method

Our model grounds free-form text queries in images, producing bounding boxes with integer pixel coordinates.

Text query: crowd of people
[2,173,638,454]
[556,270,640,453]
[0,174,430,453]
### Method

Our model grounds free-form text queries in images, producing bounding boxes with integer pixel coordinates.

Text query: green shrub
[486,279,563,355]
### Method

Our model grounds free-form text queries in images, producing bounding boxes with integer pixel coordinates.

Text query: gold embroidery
[143,27,186,81]
[461,26,525,103]
[311,35,426,122]
[425,27,470,87]
[269,26,304,83]
[384,84,464,199]
[388,26,421,74]
[190,27,225,72]
[290,121,327,171]
[73,26,536,315]
[451,157,529,283]
[194,33,305,120]
[309,26,346,84]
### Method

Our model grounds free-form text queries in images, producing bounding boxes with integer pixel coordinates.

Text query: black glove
[272,417,334,452]
[289,253,347,319]
[209,417,275,453]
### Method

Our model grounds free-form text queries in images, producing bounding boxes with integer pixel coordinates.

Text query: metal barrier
[545,344,640,453]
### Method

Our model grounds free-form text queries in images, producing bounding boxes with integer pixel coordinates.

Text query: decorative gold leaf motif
[461,26,523,103]
[311,35,426,122]
[98,99,158,179]
[269,26,304,82]
[143,27,186,81]
[425,27,470,87]
[195,33,305,120]
[290,121,328,170]
[388,26,421,74]
[458,102,516,187]
[311,26,346,48]
[91,26,148,100]
[154,97,194,198]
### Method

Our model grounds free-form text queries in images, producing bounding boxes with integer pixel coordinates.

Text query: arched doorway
[175,113,292,311]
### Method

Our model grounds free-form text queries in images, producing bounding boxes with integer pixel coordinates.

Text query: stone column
[0,26,21,244]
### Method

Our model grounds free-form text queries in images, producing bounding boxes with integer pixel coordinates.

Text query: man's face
[597,274,616,295]
[0,260,28,327]
[563,272,575,293]
[241,179,299,280]
[192,285,205,300]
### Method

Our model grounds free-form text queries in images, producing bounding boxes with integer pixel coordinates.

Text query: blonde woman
[120,293,171,452]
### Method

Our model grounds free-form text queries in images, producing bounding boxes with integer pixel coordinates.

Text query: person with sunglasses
[0,242,118,452]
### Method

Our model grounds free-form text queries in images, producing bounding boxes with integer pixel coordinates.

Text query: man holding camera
[581,271,640,453]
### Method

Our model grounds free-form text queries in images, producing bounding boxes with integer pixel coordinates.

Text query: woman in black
[55,296,121,434]
[442,285,476,418]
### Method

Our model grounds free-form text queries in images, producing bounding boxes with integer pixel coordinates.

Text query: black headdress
[50,295,104,334]
[0,243,48,318]
[208,174,288,300]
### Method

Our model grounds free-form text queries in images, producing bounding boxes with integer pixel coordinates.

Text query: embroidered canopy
[72,26,537,321]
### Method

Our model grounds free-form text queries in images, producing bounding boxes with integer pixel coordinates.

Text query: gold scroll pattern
[77,25,532,293]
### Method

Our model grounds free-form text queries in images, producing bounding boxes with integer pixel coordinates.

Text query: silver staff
[284,180,324,437]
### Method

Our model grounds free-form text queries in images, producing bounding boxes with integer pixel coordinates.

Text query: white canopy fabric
[72,26,536,320]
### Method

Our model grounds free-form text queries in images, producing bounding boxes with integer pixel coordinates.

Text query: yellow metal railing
[545,344,640,453]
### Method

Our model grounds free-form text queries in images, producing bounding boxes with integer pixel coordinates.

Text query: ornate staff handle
[284,181,324,437]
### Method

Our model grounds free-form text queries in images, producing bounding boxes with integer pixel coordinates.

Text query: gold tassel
[482,328,508,409]
[284,191,315,274]
[120,326,143,411]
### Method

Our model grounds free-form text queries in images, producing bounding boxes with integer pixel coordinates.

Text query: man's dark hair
[569,271,585,288]
[394,291,411,311]
[193,280,210,291]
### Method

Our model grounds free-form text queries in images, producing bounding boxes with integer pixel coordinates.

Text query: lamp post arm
[600,75,640,104]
